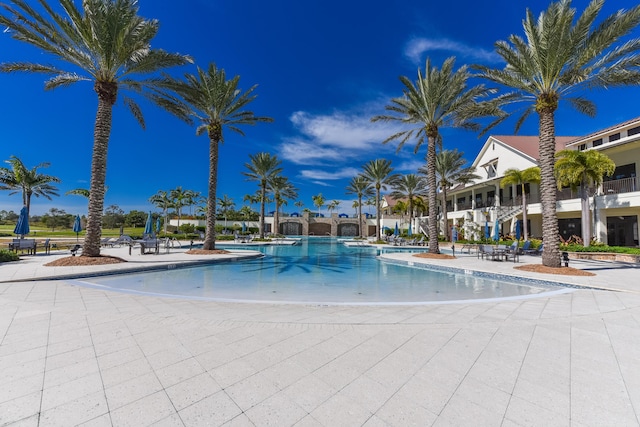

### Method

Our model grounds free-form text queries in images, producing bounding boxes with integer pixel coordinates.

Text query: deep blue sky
[1,0,640,217]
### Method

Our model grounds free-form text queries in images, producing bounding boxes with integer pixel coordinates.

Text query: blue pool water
[82,237,564,304]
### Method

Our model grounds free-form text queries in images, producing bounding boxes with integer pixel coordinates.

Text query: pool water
[82,237,563,304]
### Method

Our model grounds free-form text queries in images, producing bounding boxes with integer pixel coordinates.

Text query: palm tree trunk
[538,110,560,267]
[82,84,116,257]
[260,182,266,238]
[203,134,219,250]
[358,196,363,237]
[427,135,439,253]
[581,178,591,247]
[521,185,529,241]
[274,201,280,235]
[375,187,381,239]
[441,188,449,241]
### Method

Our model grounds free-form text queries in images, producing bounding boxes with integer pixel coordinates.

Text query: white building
[418,117,640,247]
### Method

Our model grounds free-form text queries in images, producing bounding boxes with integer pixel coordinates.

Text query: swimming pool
[81,237,566,304]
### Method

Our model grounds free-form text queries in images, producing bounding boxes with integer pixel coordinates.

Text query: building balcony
[602,176,638,195]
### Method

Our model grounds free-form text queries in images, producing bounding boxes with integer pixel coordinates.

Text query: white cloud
[404,37,501,64]
[279,106,404,166]
[394,159,425,173]
[299,167,361,181]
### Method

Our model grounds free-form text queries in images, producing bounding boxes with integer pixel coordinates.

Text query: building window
[486,162,497,178]
[609,133,620,142]
[579,144,586,151]
[593,138,603,147]
[628,126,640,136]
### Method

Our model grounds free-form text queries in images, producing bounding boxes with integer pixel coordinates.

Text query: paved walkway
[1,244,639,426]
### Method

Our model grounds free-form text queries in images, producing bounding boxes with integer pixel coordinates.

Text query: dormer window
[480,158,498,179]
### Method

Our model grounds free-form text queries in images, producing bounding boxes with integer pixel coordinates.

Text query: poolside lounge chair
[518,240,531,255]
[523,243,543,255]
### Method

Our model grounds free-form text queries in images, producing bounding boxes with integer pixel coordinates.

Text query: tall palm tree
[555,149,615,247]
[312,193,326,217]
[158,64,272,250]
[0,0,191,257]
[475,0,640,266]
[268,176,298,235]
[243,153,283,238]
[424,149,479,240]
[390,174,427,234]
[346,175,374,238]
[361,159,398,240]
[0,155,60,216]
[500,167,541,241]
[372,57,501,253]
[149,190,172,235]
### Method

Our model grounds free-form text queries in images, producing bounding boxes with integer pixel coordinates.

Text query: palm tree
[217,194,235,232]
[390,174,427,235]
[243,153,283,238]
[327,200,340,216]
[475,0,640,266]
[0,0,191,257]
[158,64,272,250]
[424,150,479,240]
[149,190,172,235]
[294,200,304,212]
[372,57,501,253]
[268,176,298,235]
[361,159,398,240]
[500,167,541,241]
[555,149,615,247]
[169,187,192,231]
[346,176,374,238]
[0,155,60,216]
[312,193,326,217]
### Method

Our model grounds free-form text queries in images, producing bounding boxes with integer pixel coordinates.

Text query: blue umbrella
[14,206,30,238]
[484,221,489,239]
[394,222,399,236]
[242,221,247,233]
[408,222,412,236]
[144,211,153,236]
[493,219,500,241]
[156,217,162,234]
[515,219,522,241]
[451,225,458,243]
[72,214,82,242]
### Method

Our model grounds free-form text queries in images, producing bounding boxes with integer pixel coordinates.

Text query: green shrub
[0,250,20,263]
[561,244,640,254]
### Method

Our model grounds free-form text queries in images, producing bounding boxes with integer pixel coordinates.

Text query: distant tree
[555,149,615,247]
[500,167,541,241]
[0,155,60,216]
[149,190,172,235]
[243,153,283,238]
[346,175,374,237]
[125,210,147,228]
[390,174,426,231]
[0,0,191,257]
[158,63,273,250]
[217,195,235,231]
[169,187,194,230]
[361,159,398,239]
[268,176,298,235]
[103,205,124,230]
[42,208,69,232]
[294,200,304,211]
[312,193,326,217]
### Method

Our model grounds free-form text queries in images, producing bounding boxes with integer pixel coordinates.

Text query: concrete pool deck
[1,244,639,425]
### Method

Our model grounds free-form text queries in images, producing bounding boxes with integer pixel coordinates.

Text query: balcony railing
[602,176,638,195]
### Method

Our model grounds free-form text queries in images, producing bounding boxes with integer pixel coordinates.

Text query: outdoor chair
[518,240,531,255]
[524,243,543,255]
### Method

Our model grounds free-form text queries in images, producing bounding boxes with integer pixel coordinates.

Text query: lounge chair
[518,240,531,255]
[524,243,543,255]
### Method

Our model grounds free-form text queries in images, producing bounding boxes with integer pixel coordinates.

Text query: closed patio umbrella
[241,221,247,233]
[394,222,399,236]
[451,225,458,242]
[408,222,412,236]
[156,217,161,234]
[515,219,522,241]
[494,219,500,241]
[144,211,153,236]
[484,221,489,239]
[14,206,30,238]
[72,214,82,242]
